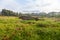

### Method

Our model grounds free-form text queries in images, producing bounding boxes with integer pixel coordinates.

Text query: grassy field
[0,16,60,40]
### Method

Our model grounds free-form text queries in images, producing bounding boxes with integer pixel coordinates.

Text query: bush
[36,21,60,27]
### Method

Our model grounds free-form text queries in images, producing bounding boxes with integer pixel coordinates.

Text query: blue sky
[0,0,60,12]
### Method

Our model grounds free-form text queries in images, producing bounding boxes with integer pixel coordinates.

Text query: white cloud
[0,0,22,12]
[0,0,60,12]
[41,0,60,12]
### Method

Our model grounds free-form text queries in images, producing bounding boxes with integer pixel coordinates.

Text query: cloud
[41,0,60,12]
[0,0,60,12]
[0,0,22,12]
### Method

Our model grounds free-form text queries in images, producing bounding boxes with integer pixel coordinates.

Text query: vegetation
[0,9,60,18]
[0,16,59,40]
[0,9,60,40]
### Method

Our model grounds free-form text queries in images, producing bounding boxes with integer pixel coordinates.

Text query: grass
[0,16,60,40]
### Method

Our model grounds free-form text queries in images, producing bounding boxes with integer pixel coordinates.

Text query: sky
[0,0,60,13]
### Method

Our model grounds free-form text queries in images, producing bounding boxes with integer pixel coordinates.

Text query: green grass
[0,16,60,40]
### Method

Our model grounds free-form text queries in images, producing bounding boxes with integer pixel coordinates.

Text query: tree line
[0,9,60,18]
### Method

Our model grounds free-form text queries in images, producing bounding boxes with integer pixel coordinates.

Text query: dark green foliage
[1,9,18,16]
[36,21,60,27]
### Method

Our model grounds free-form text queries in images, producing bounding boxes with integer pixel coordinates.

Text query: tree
[1,9,16,16]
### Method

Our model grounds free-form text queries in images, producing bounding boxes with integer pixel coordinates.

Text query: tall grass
[0,16,60,40]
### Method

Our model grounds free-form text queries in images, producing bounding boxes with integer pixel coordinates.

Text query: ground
[0,16,60,40]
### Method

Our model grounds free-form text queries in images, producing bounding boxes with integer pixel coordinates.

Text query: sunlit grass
[0,16,60,40]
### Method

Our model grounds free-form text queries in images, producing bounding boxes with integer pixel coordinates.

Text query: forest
[0,9,60,18]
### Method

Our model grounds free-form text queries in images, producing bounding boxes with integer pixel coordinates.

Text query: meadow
[0,16,60,40]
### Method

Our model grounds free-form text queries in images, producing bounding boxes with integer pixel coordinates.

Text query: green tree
[1,9,16,16]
